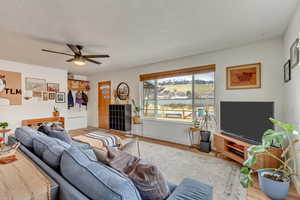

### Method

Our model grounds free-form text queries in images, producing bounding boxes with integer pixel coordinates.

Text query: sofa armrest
[167,178,213,200]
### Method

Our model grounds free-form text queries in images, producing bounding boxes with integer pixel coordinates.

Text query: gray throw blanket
[106,147,170,200]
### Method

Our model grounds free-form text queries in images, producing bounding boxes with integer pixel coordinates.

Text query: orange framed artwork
[226,63,261,90]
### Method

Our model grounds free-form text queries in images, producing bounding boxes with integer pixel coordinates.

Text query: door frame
[98,81,111,129]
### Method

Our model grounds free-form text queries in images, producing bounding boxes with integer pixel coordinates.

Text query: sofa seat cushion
[15,127,44,149]
[33,135,71,169]
[60,146,141,200]
[166,178,213,200]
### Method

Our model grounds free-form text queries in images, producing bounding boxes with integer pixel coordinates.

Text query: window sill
[142,117,193,125]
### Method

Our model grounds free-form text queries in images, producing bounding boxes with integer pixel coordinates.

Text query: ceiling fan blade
[67,44,81,55]
[42,49,73,56]
[83,54,110,58]
[85,58,102,65]
[66,58,75,62]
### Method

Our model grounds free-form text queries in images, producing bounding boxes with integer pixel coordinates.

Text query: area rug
[126,141,247,200]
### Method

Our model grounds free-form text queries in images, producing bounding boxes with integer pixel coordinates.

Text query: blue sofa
[12,127,213,200]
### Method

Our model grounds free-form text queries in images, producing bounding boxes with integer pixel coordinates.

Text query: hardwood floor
[69,127,300,200]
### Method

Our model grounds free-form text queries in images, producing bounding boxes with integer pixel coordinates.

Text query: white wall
[88,38,284,145]
[283,2,300,194]
[0,59,68,132]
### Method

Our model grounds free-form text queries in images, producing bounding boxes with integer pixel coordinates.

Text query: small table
[0,129,11,144]
[188,127,201,147]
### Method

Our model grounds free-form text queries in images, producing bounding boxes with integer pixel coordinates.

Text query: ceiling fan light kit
[42,44,109,66]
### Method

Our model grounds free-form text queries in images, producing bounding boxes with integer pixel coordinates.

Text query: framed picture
[290,39,299,68]
[0,70,22,105]
[226,63,261,90]
[49,92,56,100]
[25,77,46,91]
[284,60,291,83]
[32,91,42,98]
[55,92,65,103]
[47,83,59,92]
[42,92,48,101]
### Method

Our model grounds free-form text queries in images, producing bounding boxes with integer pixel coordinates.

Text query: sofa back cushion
[60,147,141,200]
[33,135,71,169]
[15,127,44,149]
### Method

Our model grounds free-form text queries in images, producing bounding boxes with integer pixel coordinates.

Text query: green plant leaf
[269,118,294,133]
[247,145,266,153]
[240,167,250,174]
[243,154,257,167]
[263,131,285,147]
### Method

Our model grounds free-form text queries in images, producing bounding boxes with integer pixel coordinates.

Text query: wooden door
[98,81,111,129]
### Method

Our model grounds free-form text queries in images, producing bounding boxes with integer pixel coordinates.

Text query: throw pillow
[42,125,72,144]
[106,147,170,200]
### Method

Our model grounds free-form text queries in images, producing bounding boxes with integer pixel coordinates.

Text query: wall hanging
[290,38,299,68]
[284,60,291,83]
[25,77,46,91]
[226,63,261,90]
[56,92,65,103]
[0,70,22,105]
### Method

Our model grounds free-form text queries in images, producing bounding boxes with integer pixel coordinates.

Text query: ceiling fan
[42,44,110,66]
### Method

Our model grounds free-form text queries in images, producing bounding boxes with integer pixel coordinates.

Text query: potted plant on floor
[53,107,60,117]
[240,118,299,200]
[131,99,141,124]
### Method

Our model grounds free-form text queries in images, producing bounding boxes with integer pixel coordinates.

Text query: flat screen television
[220,101,274,145]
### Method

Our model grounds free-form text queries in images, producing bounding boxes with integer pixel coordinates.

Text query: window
[142,69,215,122]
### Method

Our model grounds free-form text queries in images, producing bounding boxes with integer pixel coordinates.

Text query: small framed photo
[47,83,59,92]
[284,60,291,83]
[33,91,42,98]
[55,92,65,103]
[290,39,299,68]
[49,92,56,100]
[42,92,48,101]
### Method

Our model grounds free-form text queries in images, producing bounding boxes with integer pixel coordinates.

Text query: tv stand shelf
[214,133,282,170]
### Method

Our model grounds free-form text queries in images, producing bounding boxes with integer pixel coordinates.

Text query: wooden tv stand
[214,133,282,170]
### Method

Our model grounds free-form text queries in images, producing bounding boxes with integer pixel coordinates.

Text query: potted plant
[199,107,216,142]
[240,118,299,200]
[53,107,60,117]
[192,119,200,128]
[0,122,8,130]
[131,99,141,124]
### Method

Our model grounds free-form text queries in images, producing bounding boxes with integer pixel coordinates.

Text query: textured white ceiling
[0,0,298,75]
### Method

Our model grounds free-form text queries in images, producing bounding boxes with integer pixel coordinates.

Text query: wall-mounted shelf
[68,79,89,91]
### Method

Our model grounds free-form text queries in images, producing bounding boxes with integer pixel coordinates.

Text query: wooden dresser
[214,133,282,170]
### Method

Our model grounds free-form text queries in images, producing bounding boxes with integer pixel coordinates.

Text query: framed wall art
[42,92,48,101]
[47,83,59,92]
[25,77,46,91]
[290,38,299,68]
[55,92,65,103]
[284,60,291,83]
[33,91,42,98]
[49,92,56,100]
[0,70,22,105]
[226,63,261,90]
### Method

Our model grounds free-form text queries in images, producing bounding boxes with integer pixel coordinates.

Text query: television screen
[220,101,274,144]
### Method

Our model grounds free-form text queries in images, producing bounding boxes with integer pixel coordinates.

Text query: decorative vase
[53,112,60,117]
[133,116,141,124]
[258,170,290,200]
